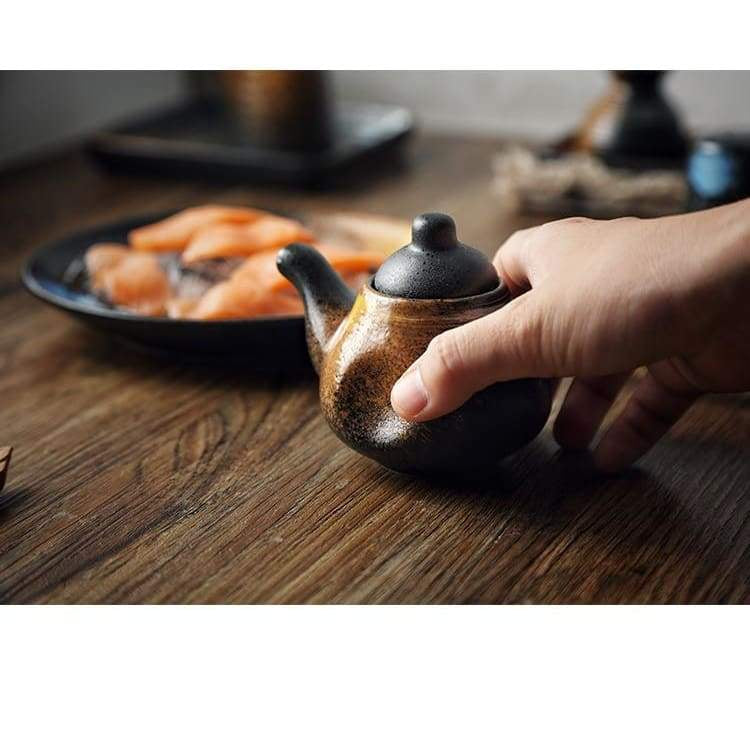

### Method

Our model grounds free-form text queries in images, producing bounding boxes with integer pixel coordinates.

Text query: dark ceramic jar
[277,213,551,476]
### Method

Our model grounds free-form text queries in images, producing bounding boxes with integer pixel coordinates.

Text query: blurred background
[4,70,750,217]
[2,71,749,165]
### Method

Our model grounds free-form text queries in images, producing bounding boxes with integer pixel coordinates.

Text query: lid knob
[411,212,458,251]
[373,212,499,299]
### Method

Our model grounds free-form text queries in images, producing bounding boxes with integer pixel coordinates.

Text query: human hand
[390,200,750,472]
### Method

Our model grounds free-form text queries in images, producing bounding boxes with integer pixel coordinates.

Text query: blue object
[687,134,750,209]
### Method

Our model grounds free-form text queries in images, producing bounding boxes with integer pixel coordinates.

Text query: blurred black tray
[88,99,413,187]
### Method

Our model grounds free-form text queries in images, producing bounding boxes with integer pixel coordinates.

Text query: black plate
[21,213,311,370]
[88,99,413,187]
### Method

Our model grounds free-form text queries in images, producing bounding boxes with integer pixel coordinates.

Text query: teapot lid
[373,213,499,299]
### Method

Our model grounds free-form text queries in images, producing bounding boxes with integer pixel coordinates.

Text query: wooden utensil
[0,446,12,493]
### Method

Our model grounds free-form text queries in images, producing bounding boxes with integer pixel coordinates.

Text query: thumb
[390,291,551,422]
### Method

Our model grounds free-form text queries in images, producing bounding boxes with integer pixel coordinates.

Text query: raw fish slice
[230,251,285,287]
[102,255,170,317]
[129,205,267,252]
[298,243,385,279]
[85,243,130,279]
[170,252,291,320]
[166,297,199,319]
[88,249,170,317]
[232,244,386,293]
[173,244,382,321]
[188,277,304,321]
[182,216,314,263]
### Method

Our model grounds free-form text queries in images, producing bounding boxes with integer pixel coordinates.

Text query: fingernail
[391,367,428,418]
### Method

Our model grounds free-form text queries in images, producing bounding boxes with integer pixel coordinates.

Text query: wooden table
[1,135,749,604]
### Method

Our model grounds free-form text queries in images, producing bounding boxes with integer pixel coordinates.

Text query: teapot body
[318,282,551,476]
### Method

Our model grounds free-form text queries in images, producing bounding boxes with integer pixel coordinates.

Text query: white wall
[1,71,748,165]
[0,71,184,165]
[333,70,750,140]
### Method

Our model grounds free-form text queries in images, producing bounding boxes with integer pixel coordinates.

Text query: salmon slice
[85,243,130,278]
[232,244,386,293]
[165,297,199,319]
[188,277,304,321]
[230,251,284,287]
[307,243,385,275]
[182,216,314,263]
[128,205,267,252]
[86,245,170,316]
[182,246,380,321]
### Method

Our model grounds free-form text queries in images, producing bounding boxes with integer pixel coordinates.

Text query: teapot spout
[277,243,355,372]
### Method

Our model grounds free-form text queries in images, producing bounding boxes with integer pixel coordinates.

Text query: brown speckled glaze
[277,243,551,476]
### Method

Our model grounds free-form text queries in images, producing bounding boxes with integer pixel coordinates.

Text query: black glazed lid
[373,213,499,299]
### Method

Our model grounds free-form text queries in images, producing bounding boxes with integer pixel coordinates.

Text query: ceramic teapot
[277,213,551,476]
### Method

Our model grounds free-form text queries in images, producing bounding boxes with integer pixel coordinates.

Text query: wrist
[685,198,750,336]
[713,197,750,269]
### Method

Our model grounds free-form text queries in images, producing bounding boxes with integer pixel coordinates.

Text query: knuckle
[556,216,591,227]
[496,229,532,268]
[611,215,640,226]
[504,228,532,248]
[543,216,592,234]
[509,226,539,253]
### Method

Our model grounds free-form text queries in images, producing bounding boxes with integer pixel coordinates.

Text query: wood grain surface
[1,137,749,604]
